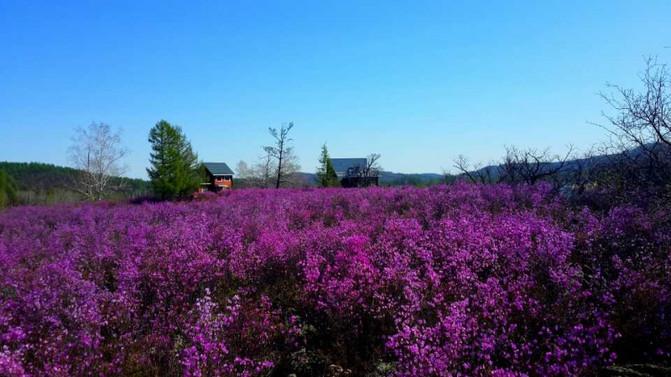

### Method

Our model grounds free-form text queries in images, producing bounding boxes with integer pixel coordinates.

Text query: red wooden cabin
[199,162,234,192]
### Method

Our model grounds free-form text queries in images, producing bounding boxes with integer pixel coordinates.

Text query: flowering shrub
[0,184,669,376]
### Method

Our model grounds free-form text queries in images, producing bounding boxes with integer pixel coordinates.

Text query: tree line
[0,116,377,207]
[1,57,668,208]
[69,119,310,201]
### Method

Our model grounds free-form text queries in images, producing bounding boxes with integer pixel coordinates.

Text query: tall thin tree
[68,122,127,200]
[316,144,339,187]
[263,122,299,188]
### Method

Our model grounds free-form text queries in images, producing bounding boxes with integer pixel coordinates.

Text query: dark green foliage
[0,169,18,208]
[147,120,201,200]
[0,162,149,205]
[197,163,210,183]
[316,144,339,187]
[0,162,80,190]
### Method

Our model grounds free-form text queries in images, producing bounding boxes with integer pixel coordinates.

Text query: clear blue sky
[1,1,669,178]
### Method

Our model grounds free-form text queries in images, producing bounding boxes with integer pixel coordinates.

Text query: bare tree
[453,155,478,183]
[235,160,253,179]
[235,160,258,187]
[453,146,574,186]
[258,151,275,188]
[264,122,299,188]
[69,122,127,200]
[243,151,277,188]
[498,145,574,185]
[564,148,603,196]
[453,155,496,184]
[234,146,300,189]
[599,57,671,149]
[596,57,671,189]
[363,153,382,177]
[234,159,263,188]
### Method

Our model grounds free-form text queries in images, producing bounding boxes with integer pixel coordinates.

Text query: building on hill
[199,162,234,192]
[330,157,379,188]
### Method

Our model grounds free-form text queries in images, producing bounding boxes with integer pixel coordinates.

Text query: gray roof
[330,158,367,177]
[203,162,234,176]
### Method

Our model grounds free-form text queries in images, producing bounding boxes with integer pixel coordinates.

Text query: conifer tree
[147,120,200,200]
[316,144,339,187]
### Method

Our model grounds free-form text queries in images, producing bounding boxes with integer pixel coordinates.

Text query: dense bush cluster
[0,184,669,376]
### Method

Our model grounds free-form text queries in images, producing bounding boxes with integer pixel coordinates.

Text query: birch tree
[69,122,127,200]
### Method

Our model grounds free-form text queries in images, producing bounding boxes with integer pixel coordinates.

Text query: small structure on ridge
[199,162,234,192]
[330,157,380,187]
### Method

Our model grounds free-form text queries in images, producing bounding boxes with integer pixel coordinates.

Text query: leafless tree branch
[68,122,127,200]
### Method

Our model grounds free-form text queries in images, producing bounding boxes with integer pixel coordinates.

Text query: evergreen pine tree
[316,144,339,187]
[147,120,200,200]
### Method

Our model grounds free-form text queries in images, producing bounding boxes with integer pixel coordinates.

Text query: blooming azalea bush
[0,184,669,376]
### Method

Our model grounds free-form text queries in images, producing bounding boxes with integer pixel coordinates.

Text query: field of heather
[0,184,669,376]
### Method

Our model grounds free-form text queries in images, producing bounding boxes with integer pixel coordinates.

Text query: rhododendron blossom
[0,184,669,376]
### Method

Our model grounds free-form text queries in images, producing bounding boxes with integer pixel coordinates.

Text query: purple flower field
[0,184,669,376]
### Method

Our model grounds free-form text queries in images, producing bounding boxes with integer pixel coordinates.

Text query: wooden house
[199,162,234,192]
[330,157,379,187]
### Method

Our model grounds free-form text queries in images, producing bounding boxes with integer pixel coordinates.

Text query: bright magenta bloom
[0,184,669,376]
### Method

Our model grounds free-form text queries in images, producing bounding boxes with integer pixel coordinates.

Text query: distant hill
[0,162,149,204]
[292,171,445,187]
[379,171,445,186]
[0,161,447,204]
[465,144,664,183]
[466,156,601,183]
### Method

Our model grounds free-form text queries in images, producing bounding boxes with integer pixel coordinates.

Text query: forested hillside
[0,162,149,204]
